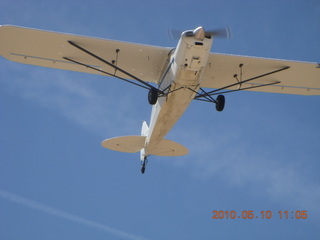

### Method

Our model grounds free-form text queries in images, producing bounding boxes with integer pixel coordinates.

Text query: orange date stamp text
[211,210,308,220]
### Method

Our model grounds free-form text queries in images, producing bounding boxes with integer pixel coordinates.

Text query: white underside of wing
[0,25,171,84]
[201,53,320,95]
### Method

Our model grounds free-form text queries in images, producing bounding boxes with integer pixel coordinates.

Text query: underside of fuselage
[142,28,213,159]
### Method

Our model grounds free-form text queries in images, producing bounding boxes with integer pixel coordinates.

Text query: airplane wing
[201,53,320,95]
[1,25,319,96]
[0,25,171,84]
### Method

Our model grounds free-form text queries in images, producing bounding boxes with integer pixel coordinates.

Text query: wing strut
[65,40,164,94]
[195,66,289,101]
[63,57,150,90]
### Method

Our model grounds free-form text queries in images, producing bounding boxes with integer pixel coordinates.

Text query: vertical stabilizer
[141,121,149,136]
[140,121,149,162]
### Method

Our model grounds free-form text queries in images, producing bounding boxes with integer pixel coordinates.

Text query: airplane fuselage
[144,28,213,157]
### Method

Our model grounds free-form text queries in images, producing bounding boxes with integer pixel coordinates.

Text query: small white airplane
[1,25,319,173]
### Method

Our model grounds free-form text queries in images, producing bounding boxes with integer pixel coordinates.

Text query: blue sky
[0,0,319,239]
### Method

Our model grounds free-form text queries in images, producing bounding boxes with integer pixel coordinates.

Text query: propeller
[204,27,232,39]
[168,26,231,41]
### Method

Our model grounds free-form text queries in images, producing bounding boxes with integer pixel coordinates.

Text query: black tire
[216,95,225,112]
[148,88,158,105]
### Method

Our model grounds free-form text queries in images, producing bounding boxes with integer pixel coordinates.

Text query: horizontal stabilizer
[148,139,189,157]
[101,136,188,157]
[101,136,146,153]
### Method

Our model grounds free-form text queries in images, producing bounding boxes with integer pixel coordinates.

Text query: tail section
[101,136,188,156]
[140,121,149,161]
[101,121,188,157]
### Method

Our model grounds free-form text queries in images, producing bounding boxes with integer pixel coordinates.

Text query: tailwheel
[215,95,225,112]
[148,88,158,105]
[141,157,148,174]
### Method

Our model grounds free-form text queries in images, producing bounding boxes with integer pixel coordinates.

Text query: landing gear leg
[141,157,148,174]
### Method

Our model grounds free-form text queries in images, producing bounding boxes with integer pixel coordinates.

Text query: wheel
[215,95,225,112]
[148,88,158,105]
[141,157,147,174]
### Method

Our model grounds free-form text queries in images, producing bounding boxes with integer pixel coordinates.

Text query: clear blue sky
[0,0,319,239]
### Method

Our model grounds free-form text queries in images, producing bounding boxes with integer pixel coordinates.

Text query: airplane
[0,25,319,174]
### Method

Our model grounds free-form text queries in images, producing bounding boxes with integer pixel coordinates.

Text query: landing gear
[141,157,148,174]
[215,95,225,112]
[148,88,158,105]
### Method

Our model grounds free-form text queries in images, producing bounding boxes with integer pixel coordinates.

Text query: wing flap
[201,53,320,95]
[0,25,171,83]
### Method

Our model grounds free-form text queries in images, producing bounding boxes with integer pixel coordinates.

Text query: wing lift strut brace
[178,65,289,112]
[194,65,289,104]
[63,40,165,100]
